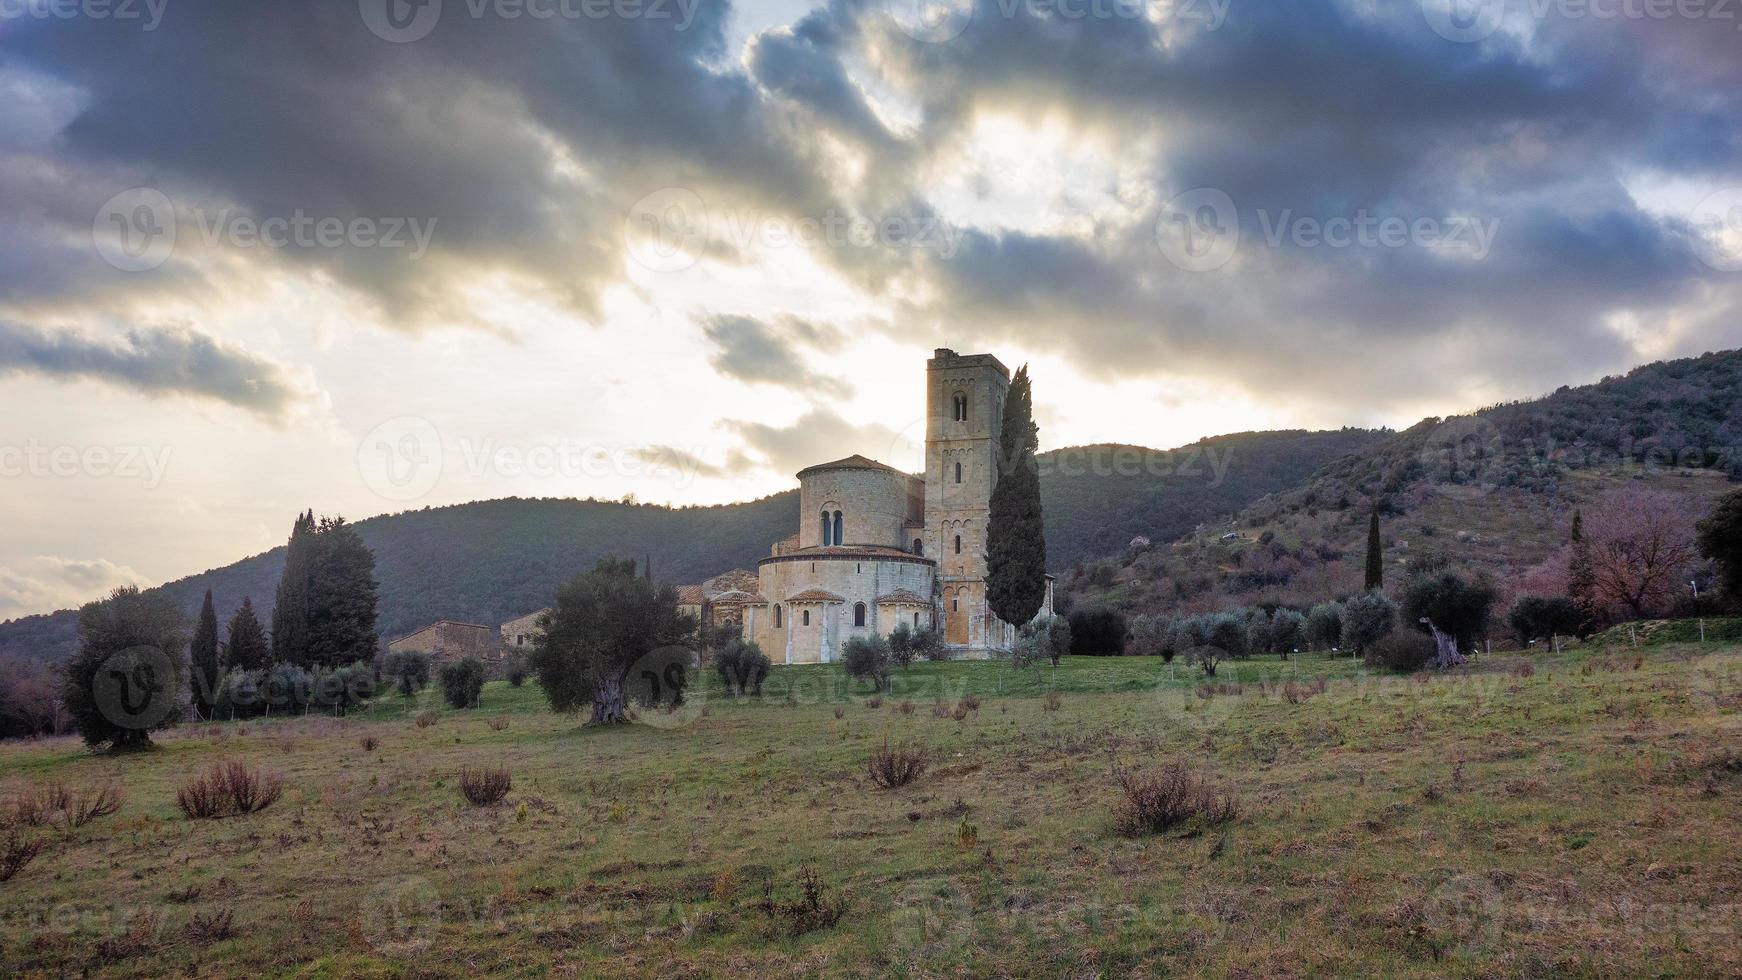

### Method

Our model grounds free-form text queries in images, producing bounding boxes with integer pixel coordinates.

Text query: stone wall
[799,466,922,551]
[745,552,934,664]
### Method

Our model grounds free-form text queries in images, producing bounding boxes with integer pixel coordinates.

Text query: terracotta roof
[796,454,906,478]
[876,588,931,605]
[786,588,846,603]
[711,590,767,604]
[675,585,706,605]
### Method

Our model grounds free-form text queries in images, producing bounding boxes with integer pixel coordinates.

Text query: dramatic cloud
[0,321,315,421]
[700,313,851,397]
[721,405,908,478]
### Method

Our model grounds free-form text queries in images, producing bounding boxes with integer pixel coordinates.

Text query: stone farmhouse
[386,619,498,664]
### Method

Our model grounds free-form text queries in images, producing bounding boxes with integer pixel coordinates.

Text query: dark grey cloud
[0,321,313,420]
[700,312,852,397]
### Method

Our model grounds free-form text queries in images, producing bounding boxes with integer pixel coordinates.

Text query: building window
[953,392,967,422]
[854,602,866,627]
[954,534,962,554]
[952,597,959,612]
[954,461,962,484]
[913,612,920,627]
[833,510,843,546]
[912,538,923,555]
[774,605,782,628]
[820,509,830,545]
[802,609,810,626]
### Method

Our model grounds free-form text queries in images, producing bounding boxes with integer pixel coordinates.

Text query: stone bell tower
[924,349,1010,653]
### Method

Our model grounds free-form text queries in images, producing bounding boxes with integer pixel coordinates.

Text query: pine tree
[189,588,222,719]
[305,516,380,668]
[1567,508,1596,621]
[1365,506,1384,591]
[226,596,270,671]
[271,510,316,666]
[986,365,1048,629]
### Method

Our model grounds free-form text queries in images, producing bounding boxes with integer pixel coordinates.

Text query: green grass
[3,645,1740,977]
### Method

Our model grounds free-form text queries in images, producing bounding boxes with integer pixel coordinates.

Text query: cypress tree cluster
[270,511,380,668]
[1364,506,1384,591]
[190,589,222,719]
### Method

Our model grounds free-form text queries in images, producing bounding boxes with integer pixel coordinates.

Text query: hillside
[0,430,1377,664]
[1063,349,1742,617]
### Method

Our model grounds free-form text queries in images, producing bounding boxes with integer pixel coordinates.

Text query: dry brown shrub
[931,699,951,718]
[865,696,883,710]
[184,908,236,945]
[958,694,981,712]
[1,827,45,881]
[487,716,511,731]
[176,762,285,820]
[93,909,160,963]
[415,711,437,729]
[755,866,844,935]
[359,735,378,752]
[898,700,915,716]
[60,783,124,828]
[867,738,928,789]
[1043,691,1062,712]
[1112,762,1240,836]
[459,765,512,806]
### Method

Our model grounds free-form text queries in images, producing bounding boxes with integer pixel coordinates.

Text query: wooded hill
[0,429,1378,664]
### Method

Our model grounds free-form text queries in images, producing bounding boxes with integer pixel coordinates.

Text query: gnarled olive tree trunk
[590,673,629,725]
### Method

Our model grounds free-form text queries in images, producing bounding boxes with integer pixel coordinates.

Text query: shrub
[756,866,844,936]
[360,735,378,751]
[184,908,236,945]
[1112,763,1240,836]
[61,585,189,751]
[504,656,529,688]
[1043,691,1061,712]
[1129,614,1174,661]
[898,700,915,716]
[958,693,980,712]
[0,827,44,881]
[1269,609,1308,656]
[60,782,124,828]
[842,635,892,692]
[1508,596,1587,644]
[310,662,376,714]
[1244,610,1272,659]
[867,738,928,788]
[381,650,432,698]
[1341,591,1398,657]
[439,656,486,710]
[176,762,284,820]
[459,765,512,806]
[414,710,437,728]
[714,639,772,696]
[866,695,883,710]
[1069,608,1127,655]
[1367,631,1436,673]
[916,627,951,662]
[1306,601,1344,650]
[487,715,510,731]
[888,623,919,669]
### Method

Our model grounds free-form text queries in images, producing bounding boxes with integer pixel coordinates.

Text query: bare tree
[1583,487,1700,620]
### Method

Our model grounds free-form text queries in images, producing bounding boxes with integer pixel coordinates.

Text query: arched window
[953,392,967,422]
[954,534,962,555]
[954,461,962,484]
[774,605,783,627]
[912,538,923,555]
[820,509,831,546]
[833,510,843,547]
[854,602,866,627]
[802,609,810,626]
[913,611,921,627]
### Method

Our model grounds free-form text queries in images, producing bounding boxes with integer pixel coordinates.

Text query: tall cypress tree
[226,596,270,671]
[986,364,1048,629]
[189,588,222,718]
[1365,506,1384,591]
[306,516,380,668]
[1567,508,1596,620]
[271,511,316,665]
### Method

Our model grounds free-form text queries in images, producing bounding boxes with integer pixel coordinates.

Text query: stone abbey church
[711,349,1054,663]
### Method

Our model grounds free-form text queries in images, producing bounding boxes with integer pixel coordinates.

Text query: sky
[1,0,1740,619]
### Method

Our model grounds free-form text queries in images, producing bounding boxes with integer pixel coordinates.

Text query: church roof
[674,585,706,605]
[796,454,905,478]
[876,588,930,605]
[762,545,934,563]
[712,590,766,604]
[786,588,846,603]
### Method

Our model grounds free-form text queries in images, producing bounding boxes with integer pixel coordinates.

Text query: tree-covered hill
[0,429,1379,665]
[1063,349,1742,617]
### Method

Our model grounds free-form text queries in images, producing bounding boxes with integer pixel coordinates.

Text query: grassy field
[2,644,1740,978]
